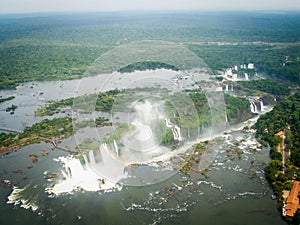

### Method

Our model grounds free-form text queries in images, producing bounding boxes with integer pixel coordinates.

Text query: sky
[0,0,300,14]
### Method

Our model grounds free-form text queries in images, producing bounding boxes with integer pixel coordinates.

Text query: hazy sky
[1,0,300,14]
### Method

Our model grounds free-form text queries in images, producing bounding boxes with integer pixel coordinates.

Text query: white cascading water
[113,140,119,157]
[225,113,229,125]
[121,100,161,153]
[260,101,264,112]
[89,150,96,164]
[50,152,121,195]
[253,102,258,113]
[250,102,254,113]
[249,99,258,114]
[50,100,186,195]
[225,85,229,92]
[83,154,89,167]
[61,165,71,180]
[165,118,182,141]
[102,142,108,152]
[244,73,249,80]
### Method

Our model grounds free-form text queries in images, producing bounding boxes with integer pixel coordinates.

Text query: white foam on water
[47,156,120,196]
[238,191,257,196]
[197,180,223,191]
[7,185,39,212]
[239,137,260,150]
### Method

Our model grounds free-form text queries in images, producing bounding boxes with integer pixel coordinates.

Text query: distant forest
[0,12,299,89]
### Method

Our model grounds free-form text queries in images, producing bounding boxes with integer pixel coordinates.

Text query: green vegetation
[0,12,299,89]
[118,61,178,73]
[73,116,112,130]
[76,138,100,152]
[35,89,120,116]
[161,129,176,146]
[0,117,73,152]
[76,141,103,166]
[22,117,73,139]
[254,93,300,223]
[35,98,74,116]
[0,115,111,153]
[95,117,111,127]
[224,94,252,124]
[0,96,15,103]
[103,123,130,144]
[237,79,291,96]
[0,44,108,89]
[5,104,17,114]
[95,89,120,112]
[188,92,211,127]
[189,44,300,85]
[36,87,252,131]
[176,142,210,176]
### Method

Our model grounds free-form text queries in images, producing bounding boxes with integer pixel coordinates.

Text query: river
[0,71,286,225]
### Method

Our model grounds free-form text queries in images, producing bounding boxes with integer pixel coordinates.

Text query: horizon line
[1,9,300,16]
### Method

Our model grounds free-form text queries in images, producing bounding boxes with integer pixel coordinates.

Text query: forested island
[118,61,178,73]
[0,116,111,154]
[0,96,14,103]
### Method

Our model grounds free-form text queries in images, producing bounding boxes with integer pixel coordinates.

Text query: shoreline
[0,134,78,156]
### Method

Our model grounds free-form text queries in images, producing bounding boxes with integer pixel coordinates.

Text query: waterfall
[165,118,182,141]
[67,167,72,178]
[62,166,72,180]
[260,101,264,111]
[89,150,96,164]
[113,140,119,157]
[83,154,89,164]
[61,165,72,179]
[254,103,258,113]
[244,73,249,80]
[174,125,182,141]
[225,85,229,92]
[250,103,254,113]
[231,84,233,91]
[249,100,258,114]
[102,143,108,152]
[225,113,229,125]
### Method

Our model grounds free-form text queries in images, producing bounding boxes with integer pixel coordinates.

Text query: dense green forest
[237,79,291,96]
[224,94,252,124]
[0,12,299,89]
[118,61,178,73]
[0,45,107,89]
[189,44,300,84]
[253,93,300,224]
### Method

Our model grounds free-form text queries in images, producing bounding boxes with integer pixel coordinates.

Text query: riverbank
[0,117,75,155]
[254,93,300,224]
